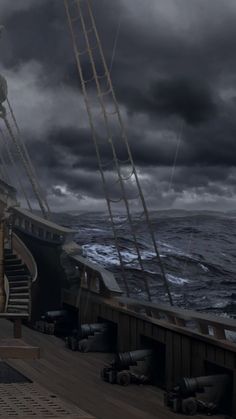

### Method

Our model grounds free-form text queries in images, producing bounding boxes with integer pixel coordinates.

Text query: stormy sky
[1,0,236,212]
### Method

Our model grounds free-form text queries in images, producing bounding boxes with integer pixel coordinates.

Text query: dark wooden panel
[191,340,206,377]
[224,352,236,417]
[206,344,216,364]
[152,326,166,345]
[129,316,138,351]
[181,336,191,377]
[173,334,182,382]
[136,319,145,347]
[232,371,236,418]
[144,321,153,338]
[215,348,225,366]
[165,331,174,389]
[224,351,235,369]
[118,314,131,352]
[111,308,119,324]
[91,302,100,323]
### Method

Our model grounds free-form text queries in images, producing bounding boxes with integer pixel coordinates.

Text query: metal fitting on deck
[165,374,230,415]
[101,349,153,386]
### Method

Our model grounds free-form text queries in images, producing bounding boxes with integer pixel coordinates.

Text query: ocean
[56,210,236,318]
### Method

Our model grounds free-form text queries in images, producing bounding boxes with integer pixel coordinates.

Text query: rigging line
[79,1,154,301]
[77,2,152,302]
[64,0,130,298]
[109,15,121,74]
[86,0,173,305]
[168,120,184,192]
[0,133,10,183]
[0,151,9,183]
[0,166,5,182]
[3,116,47,218]
[100,159,115,168]
[0,127,32,210]
[6,98,50,216]
[118,158,131,165]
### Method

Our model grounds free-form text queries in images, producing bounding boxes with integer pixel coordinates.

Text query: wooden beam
[0,338,40,359]
[14,318,22,338]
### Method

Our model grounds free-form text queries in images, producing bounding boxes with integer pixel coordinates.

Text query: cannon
[66,323,111,352]
[41,310,69,322]
[165,374,230,415]
[35,310,76,336]
[101,349,153,386]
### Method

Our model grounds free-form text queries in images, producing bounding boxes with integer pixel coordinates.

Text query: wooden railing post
[13,318,22,339]
[0,218,6,312]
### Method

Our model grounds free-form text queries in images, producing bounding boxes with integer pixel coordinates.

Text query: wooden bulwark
[63,288,236,417]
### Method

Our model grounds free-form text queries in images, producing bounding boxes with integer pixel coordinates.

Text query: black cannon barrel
[113,349,153,370]
[178,375,230,398]
[79,323,109,339]
[41,310,69,321]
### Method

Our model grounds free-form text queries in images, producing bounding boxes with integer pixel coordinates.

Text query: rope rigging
[6,98,51,216]
[64,0,173,305]
[2,115,48,219]
[0,127,32,211]
[0,95,49,218]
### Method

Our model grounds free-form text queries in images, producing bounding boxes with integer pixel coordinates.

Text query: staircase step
[7,304,29,312]
[9,286,29,292]
[9,292,29,298]
[7,276,29,286]
[4,254,17,260]
[9,298,29,303]
[5,264,26,271]
[7,275,30,281]
[4,249,13,255]
[5,271,28,278]
[5,260,22,267]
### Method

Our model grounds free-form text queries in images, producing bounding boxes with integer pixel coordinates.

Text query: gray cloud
[0,0,236,211]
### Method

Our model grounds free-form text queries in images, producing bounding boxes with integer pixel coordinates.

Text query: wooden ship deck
[0,1,236,417]
[0,319,224,419]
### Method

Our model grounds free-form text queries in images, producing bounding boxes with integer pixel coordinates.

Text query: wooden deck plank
[0,320,225,419]
[0,338,39,359]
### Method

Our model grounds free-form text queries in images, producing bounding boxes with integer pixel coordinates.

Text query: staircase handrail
[12,232,38,283]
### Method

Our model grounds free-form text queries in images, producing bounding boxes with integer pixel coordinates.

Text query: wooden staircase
[4,249,30,316]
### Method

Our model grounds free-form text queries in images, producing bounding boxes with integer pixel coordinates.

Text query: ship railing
[69,254,122,297]
[116,296,236,342]
[10,206,75,245]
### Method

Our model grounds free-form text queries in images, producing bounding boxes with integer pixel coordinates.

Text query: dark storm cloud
[1,0,236,209]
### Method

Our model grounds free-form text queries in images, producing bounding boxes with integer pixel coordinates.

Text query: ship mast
[0,27,50,218]
[64,0,173,305]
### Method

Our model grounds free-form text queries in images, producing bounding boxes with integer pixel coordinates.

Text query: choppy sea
[55,210,236,318]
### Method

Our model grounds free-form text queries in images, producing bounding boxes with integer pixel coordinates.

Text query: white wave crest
[166,274,189,285]
[82,243,163,268]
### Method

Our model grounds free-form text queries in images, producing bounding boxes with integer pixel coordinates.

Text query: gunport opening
[140,335,166,388]
[204,360,233,416]
[35,307,78,337]
[97,317,118,352]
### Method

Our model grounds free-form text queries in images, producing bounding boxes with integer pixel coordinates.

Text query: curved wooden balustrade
[3,233,38,319]
[12,233,38,283]
[4,275,9,311]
